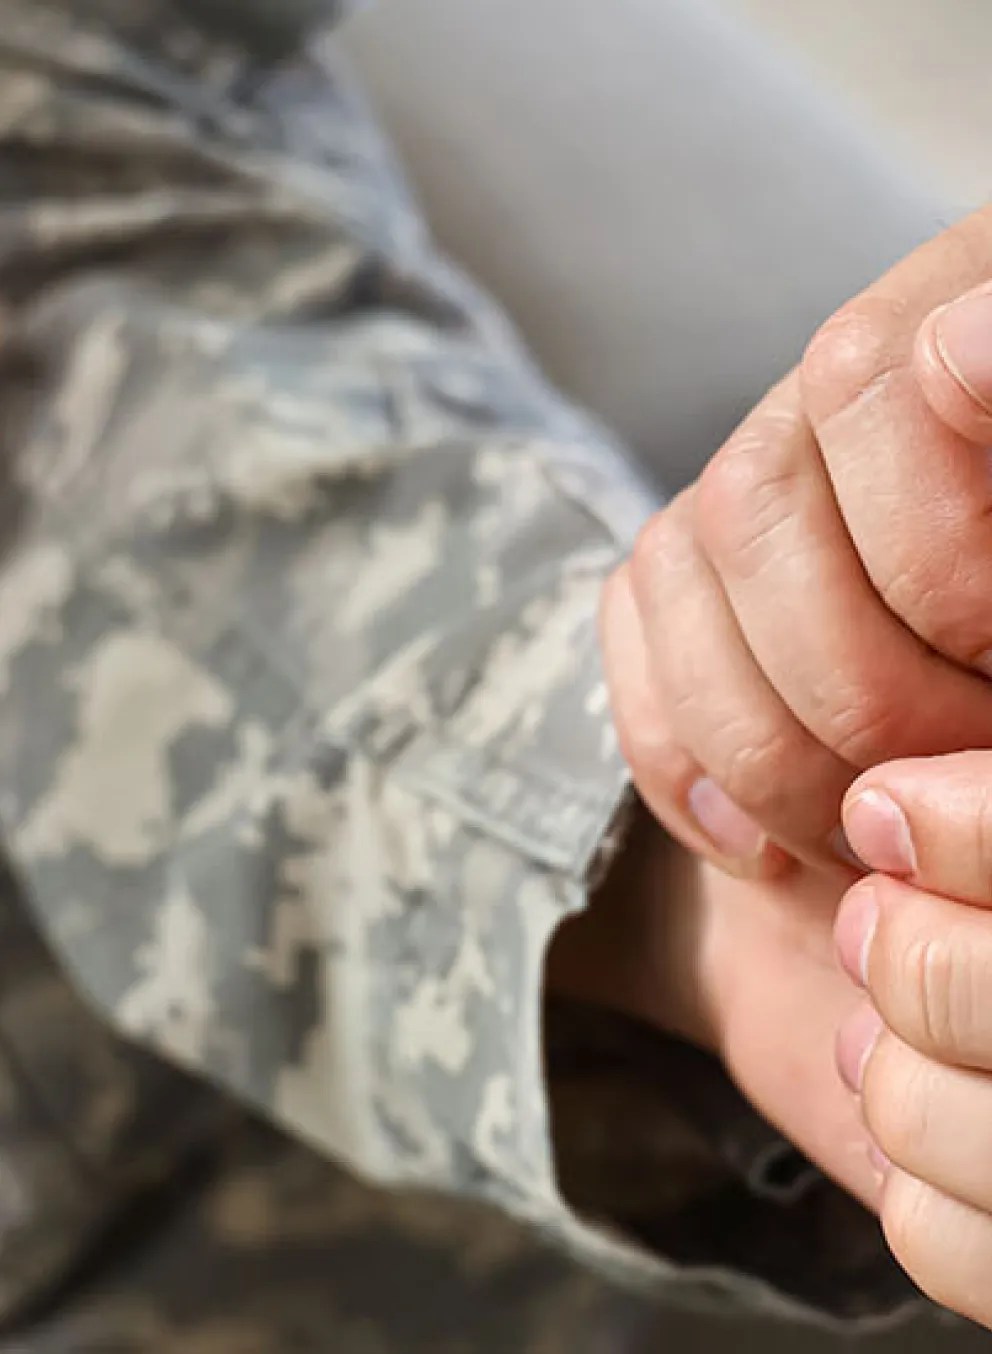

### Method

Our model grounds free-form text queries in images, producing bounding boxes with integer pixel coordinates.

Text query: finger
[837,1006,992,1326]
[880,1168,992,1329]
[694,372,992,770]
[915,281,992,445]
[695,863,884,1213]
[630,489,854,869]
[842,751,992,905]
[599,563,787,878]
[835,874,992,1071]
[801,203,992,675]
[845,1026,992,1219]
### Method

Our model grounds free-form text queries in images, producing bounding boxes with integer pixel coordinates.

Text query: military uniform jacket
[0,2,966,1350]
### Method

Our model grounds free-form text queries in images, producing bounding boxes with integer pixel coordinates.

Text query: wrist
[546,807,715,1051]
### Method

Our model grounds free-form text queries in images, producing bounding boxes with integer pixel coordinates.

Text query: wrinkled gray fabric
[0,1,979,1350]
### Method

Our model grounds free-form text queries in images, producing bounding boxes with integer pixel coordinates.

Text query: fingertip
[833,879,879,989]
[835,1000,884,1094]
[841,766,888,821]
[914,287,992,446]
[841,751,992,906]
[842,788,917,879]
[841,758,929,819]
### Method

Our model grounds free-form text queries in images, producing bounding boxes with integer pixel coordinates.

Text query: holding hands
[599,204,992,1326]
[602,205,992,881]
[836,755,992,1329]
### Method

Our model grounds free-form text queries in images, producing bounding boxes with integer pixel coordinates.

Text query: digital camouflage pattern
[0,1,971,1350]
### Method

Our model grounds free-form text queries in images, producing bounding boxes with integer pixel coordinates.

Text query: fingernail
[932,287,992,415]
[834,882,879,987]
[687,777,766,859]
[830,827,867,871]
[836,1004,884,1095]
[843,789,917,877]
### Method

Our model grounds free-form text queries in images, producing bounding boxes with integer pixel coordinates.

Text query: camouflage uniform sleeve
[0,0,665,1270]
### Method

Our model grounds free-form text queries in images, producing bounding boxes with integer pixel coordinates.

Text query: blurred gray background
[347,0,991,488]
[735,0,991,211]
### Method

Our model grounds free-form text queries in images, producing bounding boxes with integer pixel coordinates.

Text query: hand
[549,824,883,1210]
[833,752,992,1328]
[601,204,992,880]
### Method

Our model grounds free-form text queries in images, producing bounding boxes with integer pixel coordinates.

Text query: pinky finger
[598,564,791,880]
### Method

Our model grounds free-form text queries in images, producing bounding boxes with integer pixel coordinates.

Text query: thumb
[915,282,992,444]
[843,750,992,906]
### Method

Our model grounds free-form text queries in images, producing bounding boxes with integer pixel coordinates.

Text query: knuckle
[973,781,992,887]
[899,926,985,1062]
[714,725,801,815]
[629,512,668,581]
[872,550,940,623]
[629,501,689,592]
[621,718,673,779]
[800,298,903,423]
[817,677,902,768]
[694,424,802,579]
[616,702,687,795]
[862,1042,934,1172]
[693,717,845,841]
[873,537,992,665]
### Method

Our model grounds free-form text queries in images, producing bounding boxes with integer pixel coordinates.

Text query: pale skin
[548,819,882,1206]
[835,753,992,1328]
[604,201,992,883]
[561,202,992,1327]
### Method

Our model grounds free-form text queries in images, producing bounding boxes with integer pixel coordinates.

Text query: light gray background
[734,0,992,212]
[346,0,990,489]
